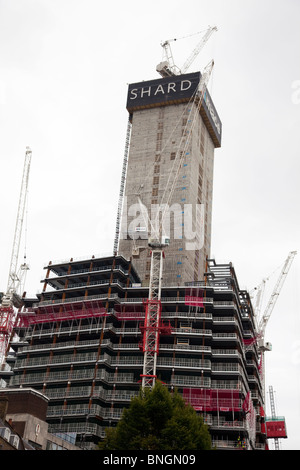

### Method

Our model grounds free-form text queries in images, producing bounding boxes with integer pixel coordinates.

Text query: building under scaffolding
[1,254,267,450]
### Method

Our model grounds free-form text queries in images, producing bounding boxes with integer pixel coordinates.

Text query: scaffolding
[1,255,268,450]
[114,303,145,321]
[184,287,204,307]
[183,388,241,411]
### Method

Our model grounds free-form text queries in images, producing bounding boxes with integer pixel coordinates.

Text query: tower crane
[257,251,296,340]
[0,147,32,365]
[113,118,132,255]
[156,26,217,78]
[141,60,215,388]
[250,251,297,401]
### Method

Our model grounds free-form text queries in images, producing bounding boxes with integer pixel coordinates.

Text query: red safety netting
[242,337,257,346]
[16,300,107,327]
[185,288,204,307]
[183,388,241,411]
[243,391,256,446]
[114,303,145,320]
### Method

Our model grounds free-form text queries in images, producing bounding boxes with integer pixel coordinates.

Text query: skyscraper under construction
[4,255,267,450]
[118,70,222,286]
[0,38,269,451]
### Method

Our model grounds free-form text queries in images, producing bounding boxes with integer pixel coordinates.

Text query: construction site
[0,26,297,451]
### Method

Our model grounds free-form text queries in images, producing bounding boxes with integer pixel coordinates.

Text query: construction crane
[114,27,217,257]
[257,251,296,339]
[156,26,217,78]
[0,147,32,365]
[250,251,297,401]
[113,118,132,255]
[141,60,215,389]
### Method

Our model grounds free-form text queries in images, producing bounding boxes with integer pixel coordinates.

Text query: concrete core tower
[118,71,222,286]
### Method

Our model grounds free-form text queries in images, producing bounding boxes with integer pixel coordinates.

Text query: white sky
[0,0,299,450]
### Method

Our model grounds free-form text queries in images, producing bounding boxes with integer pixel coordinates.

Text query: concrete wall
[119,101,216,285]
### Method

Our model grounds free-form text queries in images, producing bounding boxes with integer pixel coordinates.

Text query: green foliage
[98,382,212,450]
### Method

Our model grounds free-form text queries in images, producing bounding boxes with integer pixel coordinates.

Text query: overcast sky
[0,0,299,450]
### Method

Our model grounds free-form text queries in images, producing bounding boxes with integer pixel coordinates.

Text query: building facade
[2,254,267,450]
[118,72,222,285]
[0,387,80,450]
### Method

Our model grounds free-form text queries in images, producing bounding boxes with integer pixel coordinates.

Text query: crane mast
[268,386,280,450]
[113,118,132,255]
[258,251,297,338]
[0,147,32,364]
[254,251,297,403]
[157,38,181,77]
[141,61,215,388]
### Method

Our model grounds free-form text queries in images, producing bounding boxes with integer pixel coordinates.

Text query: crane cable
[161,27,212,46]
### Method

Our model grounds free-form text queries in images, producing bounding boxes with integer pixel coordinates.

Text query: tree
[98,381,212,450]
